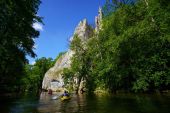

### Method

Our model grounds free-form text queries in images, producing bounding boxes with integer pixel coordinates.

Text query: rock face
[42,50,73,91]
[42,19,93,91]
[74,19,93,41]
[95,7,103,32]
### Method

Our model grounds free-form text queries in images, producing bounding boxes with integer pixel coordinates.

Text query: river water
[0,92,170,113]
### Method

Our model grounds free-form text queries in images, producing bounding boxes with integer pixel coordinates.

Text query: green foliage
[22,57,54,93]
[63,0,170,93]
[53,51,66,65]
[62,35,96,92]
[0,0,42,93]
[11,49,65,93]
[102,0,170,92]
[62,68,74,86]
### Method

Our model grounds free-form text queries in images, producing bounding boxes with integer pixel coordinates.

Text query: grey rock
[42,50,73,91]
[74,19,93,42]
[95,7,103,33]
[42,8,102,92]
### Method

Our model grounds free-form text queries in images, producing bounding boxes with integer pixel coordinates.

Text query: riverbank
[93,89,170,95]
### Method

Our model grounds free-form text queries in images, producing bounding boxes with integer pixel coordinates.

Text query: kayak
[60,96,71,101]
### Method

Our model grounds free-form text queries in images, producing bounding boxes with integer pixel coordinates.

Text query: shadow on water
[0,92,170,113]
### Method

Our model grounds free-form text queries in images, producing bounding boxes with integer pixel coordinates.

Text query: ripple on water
[1,92,170,113]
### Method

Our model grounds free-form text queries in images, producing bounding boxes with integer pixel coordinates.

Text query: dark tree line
[0,0,42,93]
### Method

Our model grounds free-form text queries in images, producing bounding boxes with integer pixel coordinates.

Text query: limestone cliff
[74,19,93,41]
[42,50,73,91]
[95,7,103,33]
[42,19,94,91]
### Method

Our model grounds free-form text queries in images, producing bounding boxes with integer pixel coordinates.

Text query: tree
[22,57,54,93]
[34,57,54,90]
[85,0,170,93]
[100,0,170,92]
[70,35,88,93]
[62,0,170,93]
[0,0,42,93]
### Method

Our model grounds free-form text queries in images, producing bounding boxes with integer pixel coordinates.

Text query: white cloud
[30,61,36,65]
[33,22,43,31]
[33,44,38,49]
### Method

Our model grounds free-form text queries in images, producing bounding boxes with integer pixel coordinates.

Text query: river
[0,92,170,113]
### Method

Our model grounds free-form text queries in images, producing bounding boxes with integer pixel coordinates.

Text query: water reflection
[1,92,169,113]
[38,92,87,113]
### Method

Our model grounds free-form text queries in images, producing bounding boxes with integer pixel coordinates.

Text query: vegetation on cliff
[63,0,170,93]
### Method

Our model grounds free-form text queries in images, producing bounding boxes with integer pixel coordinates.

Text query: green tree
[22,57,54,93]
[61,0,170,93]
[85,0,170,93]
[70,35,88,93]
[0,0,42,93]
[99,0,170,92]
[34,57,54,90]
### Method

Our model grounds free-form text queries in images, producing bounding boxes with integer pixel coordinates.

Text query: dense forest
[63,0,170,93]
[0,0,170,94]
[0,0,57,94]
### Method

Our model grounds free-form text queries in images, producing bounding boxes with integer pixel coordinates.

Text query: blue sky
[30,0,105,64]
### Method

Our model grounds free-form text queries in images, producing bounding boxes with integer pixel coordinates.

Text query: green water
[0,92,170,113]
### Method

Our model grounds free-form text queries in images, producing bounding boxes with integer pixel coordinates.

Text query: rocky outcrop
[42,50,73,91]
[74,19,93,41]
[42,18,94,91]
[95,7,103,33]
[42,8,103,92]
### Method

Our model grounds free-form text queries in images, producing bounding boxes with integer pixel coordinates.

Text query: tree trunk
[75,76,82,94]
